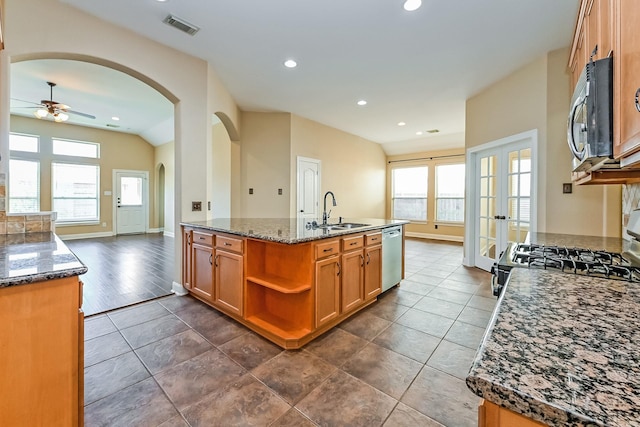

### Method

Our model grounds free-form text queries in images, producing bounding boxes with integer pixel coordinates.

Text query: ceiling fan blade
[67,110,96,120]
[10,98,42,106]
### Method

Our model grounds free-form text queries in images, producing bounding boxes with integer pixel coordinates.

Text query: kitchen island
[0,232,87,426]
[180,218,406,349]
[467,267,640,426]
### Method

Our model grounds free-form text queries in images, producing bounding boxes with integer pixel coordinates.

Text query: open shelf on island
[246,274,311,293]
[246,313,311,340]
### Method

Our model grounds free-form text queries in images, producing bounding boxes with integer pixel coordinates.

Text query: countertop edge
[0,266,89,288]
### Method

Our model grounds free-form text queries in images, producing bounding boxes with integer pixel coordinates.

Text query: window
[436,163,465,222]
[52,138,100,158]
[52,163,100,223]
[8,159,40,213]
[392,166,428,221]
[10,133,39,153]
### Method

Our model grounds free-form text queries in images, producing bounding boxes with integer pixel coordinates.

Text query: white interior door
[115,171,147,235]
[473,139,535,271]
[297,157,320,221]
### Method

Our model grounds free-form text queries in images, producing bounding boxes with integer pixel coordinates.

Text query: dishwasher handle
[383,228,402,239]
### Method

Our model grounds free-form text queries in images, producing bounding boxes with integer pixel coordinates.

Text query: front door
[473,137,535,271]
[115,171,147,235]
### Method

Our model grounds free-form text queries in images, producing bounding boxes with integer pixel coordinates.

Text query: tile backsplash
[0,173,56,235]
[622,183,640,239]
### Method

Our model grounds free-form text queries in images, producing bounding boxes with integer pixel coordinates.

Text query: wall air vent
[163,14,200,36]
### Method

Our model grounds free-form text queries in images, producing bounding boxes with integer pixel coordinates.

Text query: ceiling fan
[14,81,96,122]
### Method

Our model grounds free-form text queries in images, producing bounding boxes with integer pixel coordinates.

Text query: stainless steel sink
[334,222,370,229]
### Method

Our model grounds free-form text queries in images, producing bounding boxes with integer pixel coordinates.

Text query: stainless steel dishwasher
[382,226,403,292]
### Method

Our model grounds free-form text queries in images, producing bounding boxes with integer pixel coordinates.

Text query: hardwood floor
[66,233,175,316]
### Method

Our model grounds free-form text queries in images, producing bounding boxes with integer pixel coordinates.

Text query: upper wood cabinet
[613,0,640,162]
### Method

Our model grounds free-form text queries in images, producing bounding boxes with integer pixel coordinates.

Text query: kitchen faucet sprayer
[322,191,337,225]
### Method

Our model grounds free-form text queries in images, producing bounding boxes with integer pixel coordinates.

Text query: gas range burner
[511,244,640,282]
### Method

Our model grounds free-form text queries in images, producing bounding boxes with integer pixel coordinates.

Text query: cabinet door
[214,250,244,316]
[191,243,214,300]
[614,0,640,157]
[341,250,364,313]
[182,229,192,289]
[315,256,340,327]
[364,245,382,300]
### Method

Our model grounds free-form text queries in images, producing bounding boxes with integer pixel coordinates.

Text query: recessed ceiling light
[284,59,297,68]
[357,100,367,106]
[397,122,406,126]
[403,0,422,11]
[111,116,120,121]
[416,131,423,135]
[156,0,168,2]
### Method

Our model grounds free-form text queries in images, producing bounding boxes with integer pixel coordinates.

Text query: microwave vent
[163,15,200,36]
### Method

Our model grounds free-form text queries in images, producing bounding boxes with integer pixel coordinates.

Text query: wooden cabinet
[364,244,382,300]
[181,225,402,349]
[191,235,214,301]
[478,400,545,427]
[0,276,84,426]
[184,229,244,316]
[213,235,244,316]
[315,256,340,327]
[613,0,640,161]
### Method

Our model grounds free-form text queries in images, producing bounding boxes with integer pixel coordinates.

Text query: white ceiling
[12,0,579,153]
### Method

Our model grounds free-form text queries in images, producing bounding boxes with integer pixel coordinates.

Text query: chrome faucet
[322,191,337,225]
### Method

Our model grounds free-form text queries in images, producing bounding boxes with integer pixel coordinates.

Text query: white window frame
[9,132,40,153]
[51,161,101,225]
[435,162,465,224]
[52,138,100,159]
[8,158,41,214]
[391,166,429,222]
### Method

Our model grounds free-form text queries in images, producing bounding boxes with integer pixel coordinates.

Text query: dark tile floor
[83,238,495,426]
[67,234,175,316]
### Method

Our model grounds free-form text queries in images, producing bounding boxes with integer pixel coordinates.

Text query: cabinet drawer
[216,235,243,253]
[342,235,364,251]
[316,240,340,259]
[193,231,214,247]
[365,232,382,246]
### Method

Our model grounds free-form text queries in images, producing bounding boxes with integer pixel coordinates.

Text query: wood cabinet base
[479,400,546,427]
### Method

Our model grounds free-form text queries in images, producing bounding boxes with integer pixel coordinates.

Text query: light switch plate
[562,183,572,194]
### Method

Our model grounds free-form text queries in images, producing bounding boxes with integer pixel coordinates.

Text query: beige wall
[239,112,291,218]
[386,148,465,241]
[10,115,156,236]
[290,115,387,220]
[211,120,231,218]
[154,141,174,235]
[466,48,621,237]
[2,0,243,283]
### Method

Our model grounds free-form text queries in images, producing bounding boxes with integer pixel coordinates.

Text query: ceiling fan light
[56,112,69,122]
[35,109,48,118]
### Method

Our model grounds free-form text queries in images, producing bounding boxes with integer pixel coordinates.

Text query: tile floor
[83,238,495,426]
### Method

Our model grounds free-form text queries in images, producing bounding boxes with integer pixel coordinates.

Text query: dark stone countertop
[180,218,407,244]
[0,232,88,288]
[466,268,640,427]
[527,232,629,254]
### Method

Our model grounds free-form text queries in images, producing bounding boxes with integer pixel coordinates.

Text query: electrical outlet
[208,201,211,210]
[192,201,202,211]
[278,188,283,195]
[249,188,254,195]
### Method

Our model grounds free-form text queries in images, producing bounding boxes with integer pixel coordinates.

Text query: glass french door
[475,142,533,271]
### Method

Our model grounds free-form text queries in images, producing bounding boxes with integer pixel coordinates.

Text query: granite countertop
[467,268,640,427]
[0,232,88,288]
[180,218,407,244]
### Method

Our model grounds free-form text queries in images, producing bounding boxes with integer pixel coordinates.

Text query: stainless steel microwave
[567,56,614,172]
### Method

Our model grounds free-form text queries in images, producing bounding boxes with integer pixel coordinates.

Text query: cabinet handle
[224,242,232,246]
[636,88,640,112]
[350,242,357,246]
[209,254,213,265]
[199,236,206,240]
[187,234,191,245]
[366,253,371,265]
[336,262,341,276]
[323,248,333,252]
[214,254,219,267]
[360,254,364,267]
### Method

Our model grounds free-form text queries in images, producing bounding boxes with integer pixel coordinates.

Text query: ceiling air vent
[106,123,120,128]
[426,129,440,134]
[163,14,200,36]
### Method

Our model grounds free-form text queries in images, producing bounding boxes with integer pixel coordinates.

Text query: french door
[474,140,534,271]
[114,170,148,235]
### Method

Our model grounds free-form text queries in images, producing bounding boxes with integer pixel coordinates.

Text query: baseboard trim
[172,281,189,296]
[147,228,162,233]
[405,231,464,243]
[163,231,175,238]
[58,231,115,241]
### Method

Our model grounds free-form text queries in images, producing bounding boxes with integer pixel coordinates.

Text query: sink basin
[334,222,370,229]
